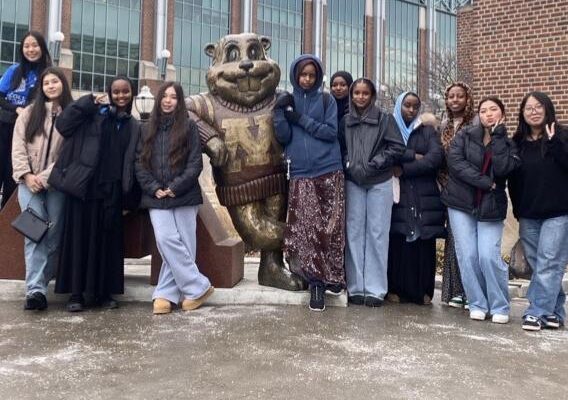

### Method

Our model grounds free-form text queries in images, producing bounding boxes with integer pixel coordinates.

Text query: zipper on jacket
[302,93,311,171]
[160,129,167,206]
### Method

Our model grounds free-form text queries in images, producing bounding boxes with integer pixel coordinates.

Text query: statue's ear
[260,36,271,51]
[204,43,216,58]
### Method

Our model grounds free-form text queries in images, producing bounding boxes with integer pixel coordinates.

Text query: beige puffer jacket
[11,101,64,188]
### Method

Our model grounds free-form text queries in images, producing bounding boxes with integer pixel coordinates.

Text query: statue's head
[204,33,281,108]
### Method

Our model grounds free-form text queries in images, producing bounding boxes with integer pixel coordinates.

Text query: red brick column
[364,13,374,79]
[30,0,48,35]
[303,0,314,54]
[231,0,242,33]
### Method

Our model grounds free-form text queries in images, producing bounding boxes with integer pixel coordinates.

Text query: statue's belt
[215,173,287,207]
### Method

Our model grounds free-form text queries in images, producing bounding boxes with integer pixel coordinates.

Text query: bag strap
[42,113,56,170]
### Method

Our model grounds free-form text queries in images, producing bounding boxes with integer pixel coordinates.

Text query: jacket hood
[289,54,324,94]
[347,78,377,117]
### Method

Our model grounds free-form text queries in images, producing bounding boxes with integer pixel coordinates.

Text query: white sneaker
[491,314,509,324]
[470,310,486,321]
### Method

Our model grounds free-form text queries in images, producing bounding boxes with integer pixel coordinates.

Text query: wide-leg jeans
[448,207,509,316]
[520,215,568,322]
[17,184,66,296]
[345,179,393,299]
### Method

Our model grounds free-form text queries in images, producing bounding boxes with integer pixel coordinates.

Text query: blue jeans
[345,179,393,299]
[17,184,66,296]
[149,206,211,303]
[448,208,509,315]
[520,215,568,322]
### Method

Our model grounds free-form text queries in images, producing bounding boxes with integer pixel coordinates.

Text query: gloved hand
[284,110,301,124]
[274,92,294,109]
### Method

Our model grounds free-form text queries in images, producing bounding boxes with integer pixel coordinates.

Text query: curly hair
[441,82,475,151]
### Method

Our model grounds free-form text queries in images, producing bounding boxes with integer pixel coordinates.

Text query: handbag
[11,205,50,242]
[10,114,56,243]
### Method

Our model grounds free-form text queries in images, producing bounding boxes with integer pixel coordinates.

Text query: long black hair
[10,31,52,92]
[24,67,72,143]
[141,82,189,171]
[514,91,557,143]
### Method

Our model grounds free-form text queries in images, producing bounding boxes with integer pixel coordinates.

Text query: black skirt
[55,182,124,297]
[387,233,436,304]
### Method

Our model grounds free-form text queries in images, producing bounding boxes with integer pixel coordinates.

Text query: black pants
[0,121,16,207]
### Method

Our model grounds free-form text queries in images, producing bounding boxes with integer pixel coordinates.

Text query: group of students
[2,34,567,331]
[1,31,212,315]
[274,54,568,332]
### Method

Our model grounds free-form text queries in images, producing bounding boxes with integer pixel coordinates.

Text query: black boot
[24,292,47,311]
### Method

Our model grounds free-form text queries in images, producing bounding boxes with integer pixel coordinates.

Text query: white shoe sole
[448,302,464,308]
[309,306,325,312]
[522,324,541,331]
[492,315,509,324]
[470,311,486,321]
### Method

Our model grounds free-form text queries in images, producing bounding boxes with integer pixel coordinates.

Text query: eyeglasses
[524,104,544,114]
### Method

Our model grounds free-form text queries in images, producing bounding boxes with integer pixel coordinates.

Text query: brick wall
[457,0,568,129]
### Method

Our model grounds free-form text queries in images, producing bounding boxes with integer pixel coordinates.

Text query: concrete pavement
[1,292,567,399]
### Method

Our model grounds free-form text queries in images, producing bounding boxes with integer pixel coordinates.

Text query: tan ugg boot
[181,287,214,311]
[153,298,172,314]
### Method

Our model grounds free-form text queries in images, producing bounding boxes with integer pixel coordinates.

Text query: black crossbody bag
[11,114,56,242]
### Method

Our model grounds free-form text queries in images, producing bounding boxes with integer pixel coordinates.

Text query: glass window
[384,0,421,94]
[257,0,303,90]
[173,0,230,95]
[0,0,30,76]
[326,0,365,86]
[71,0,140,92]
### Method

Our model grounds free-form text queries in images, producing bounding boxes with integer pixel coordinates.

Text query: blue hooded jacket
[273,55,342,178]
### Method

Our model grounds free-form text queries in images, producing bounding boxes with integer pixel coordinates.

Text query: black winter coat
[391,123,446,239]
[441,124,520,221]
[49,94,140,200]
[338,104,405,186]
[135,117,203,209]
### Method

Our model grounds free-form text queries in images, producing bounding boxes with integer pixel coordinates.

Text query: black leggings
[0,121,16,207]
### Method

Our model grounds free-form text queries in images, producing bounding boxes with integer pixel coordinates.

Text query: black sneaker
[348,295,365,305]
[67,295,84,313]
[365,296,383,308]
[544,315,563,329]
[97,297,119,310]
[309,284,325,312]
[522,315,542,331]
[325,284,343,296]
[24,292,47,311]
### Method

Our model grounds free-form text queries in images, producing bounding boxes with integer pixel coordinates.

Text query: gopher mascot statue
[186,33,305,291]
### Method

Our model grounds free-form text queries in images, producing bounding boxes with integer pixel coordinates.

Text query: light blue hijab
[393,91,421,145]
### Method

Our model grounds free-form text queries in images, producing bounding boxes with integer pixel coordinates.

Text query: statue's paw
[205,137,228,166]
[258,260,307,291]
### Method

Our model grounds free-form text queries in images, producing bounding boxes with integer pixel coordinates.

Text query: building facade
[1,0,467,102]
[458,0,568,125]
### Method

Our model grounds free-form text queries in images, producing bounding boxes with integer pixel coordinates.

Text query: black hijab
[330,71,353,125]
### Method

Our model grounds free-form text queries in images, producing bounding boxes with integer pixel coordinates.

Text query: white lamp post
[135,85,155,121]
[50,31,64,66]
[159,49,170,81]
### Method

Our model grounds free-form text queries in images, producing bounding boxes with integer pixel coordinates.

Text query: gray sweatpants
[149,205,211,303]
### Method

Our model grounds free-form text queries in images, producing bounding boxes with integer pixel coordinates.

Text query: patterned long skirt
[285,171,345,286]
[441,225,466,303]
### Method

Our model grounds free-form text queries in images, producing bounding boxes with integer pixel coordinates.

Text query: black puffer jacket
[391,119,446,239]
[49,94,140,200]
[135,116,203,209]
[338,81,405,186]
[441,124,520,221]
